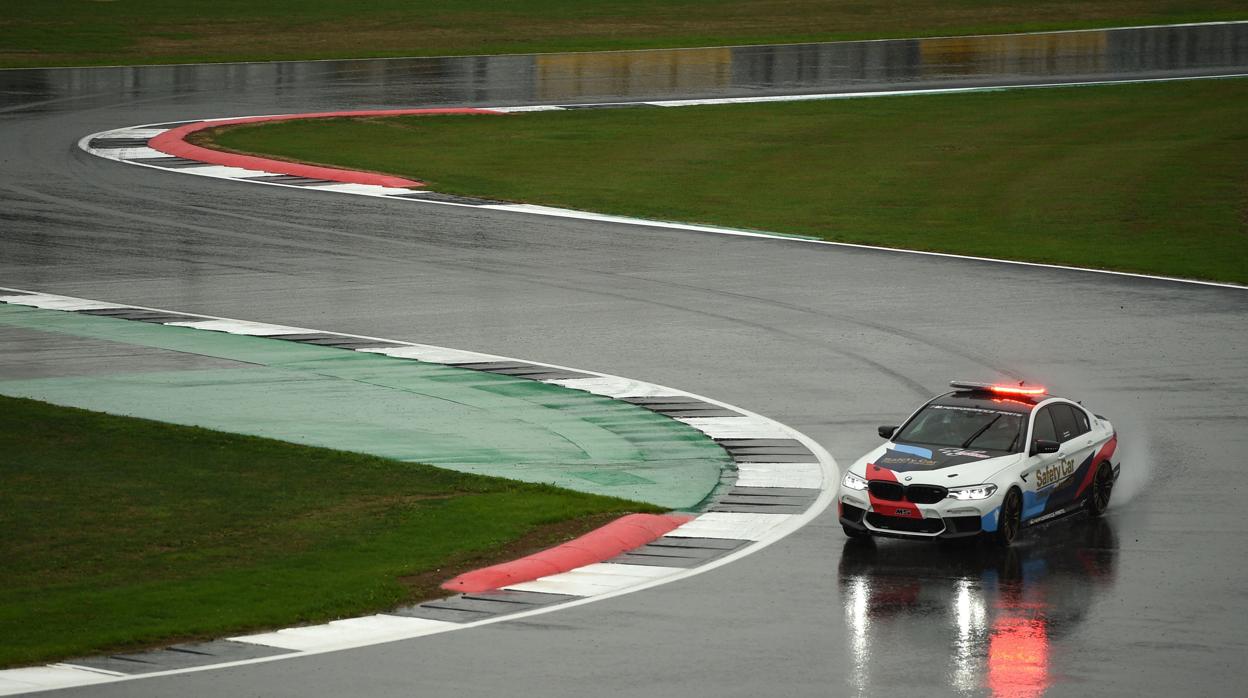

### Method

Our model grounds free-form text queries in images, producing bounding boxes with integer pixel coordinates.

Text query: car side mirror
[1032,439,1060,455]
[878,425,898,439]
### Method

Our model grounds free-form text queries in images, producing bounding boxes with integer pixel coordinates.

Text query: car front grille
[904,484,948,504]
[867,481,905,500]
[867,481,947,504]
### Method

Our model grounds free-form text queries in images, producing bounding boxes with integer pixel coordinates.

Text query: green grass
[0,395,660,668]
[197,78,1248,285]
[1,1,1245,68]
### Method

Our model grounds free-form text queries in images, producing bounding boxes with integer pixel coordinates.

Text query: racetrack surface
[3,23,1247,697]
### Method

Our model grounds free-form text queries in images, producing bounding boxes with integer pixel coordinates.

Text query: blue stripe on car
[892,444,933,459]
[1022,490,1050,521]
[981,506,1000,532]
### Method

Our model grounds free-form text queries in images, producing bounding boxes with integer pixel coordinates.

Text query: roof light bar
[949,380,1047,396]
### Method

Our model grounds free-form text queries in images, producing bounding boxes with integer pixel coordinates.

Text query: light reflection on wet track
[840,519,1116,697]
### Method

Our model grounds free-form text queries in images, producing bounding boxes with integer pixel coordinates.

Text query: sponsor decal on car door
[1026,404,1099,519]
[1023,407,1063,519]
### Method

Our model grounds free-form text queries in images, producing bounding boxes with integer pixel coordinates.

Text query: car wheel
[842,524,871,539]
[1086,461,1114,517]
[992,488,1022,547]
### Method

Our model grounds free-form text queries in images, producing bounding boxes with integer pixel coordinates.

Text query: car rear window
[894,405,1024,452]
[1072,405,1091,433]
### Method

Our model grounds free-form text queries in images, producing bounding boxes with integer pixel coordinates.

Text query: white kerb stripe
[546,376,684,399]
[735,464,824,489]
[674,416,794,440]
[229,614,455,652]
[176,165,272,179]
[102,147,167,160]
[357,344,503,364]
[0,666,117,695]
[572,562,683,578]
[307,183,413,196]
[0,294,126,311]
[736,460,823,477]
[505,563,683,596]
[88,127,141,140]
[666,512,794,541]
[488,105,567,113]
[503,577,619,596]
[164,319,314,336]
[115,128,168,138]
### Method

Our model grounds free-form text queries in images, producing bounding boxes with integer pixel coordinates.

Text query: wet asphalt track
[3,23,1248,697]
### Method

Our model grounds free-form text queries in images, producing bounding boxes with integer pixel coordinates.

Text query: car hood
[849,442,1022,485]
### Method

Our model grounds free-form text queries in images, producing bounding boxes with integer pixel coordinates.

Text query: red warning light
[950,380,1048,397]
[989,384,1047,396]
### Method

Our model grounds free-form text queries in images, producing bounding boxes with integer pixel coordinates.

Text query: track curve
[3,23,1248,697]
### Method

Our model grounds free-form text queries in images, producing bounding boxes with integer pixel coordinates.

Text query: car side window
[1032,407,1058,443]
[1049,404,1081,442]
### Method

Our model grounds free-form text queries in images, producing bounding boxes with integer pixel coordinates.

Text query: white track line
[79,72,1248,292]
[0,287,837,695]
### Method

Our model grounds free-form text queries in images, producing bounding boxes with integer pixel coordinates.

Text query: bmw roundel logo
[904,475,913,481]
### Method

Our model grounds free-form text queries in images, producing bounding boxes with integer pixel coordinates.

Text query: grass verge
[2,1,1245,68]
[195,78,1248,285]
[0,394,661,668]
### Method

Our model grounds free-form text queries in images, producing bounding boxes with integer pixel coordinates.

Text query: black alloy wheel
[992,488,1022,547]
[1087,461,1114,517]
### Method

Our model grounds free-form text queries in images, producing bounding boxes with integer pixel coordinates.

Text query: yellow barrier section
[537,48,732,101]
[920,31,1109,76]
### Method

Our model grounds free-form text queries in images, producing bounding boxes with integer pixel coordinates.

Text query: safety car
[838,381,1119,546]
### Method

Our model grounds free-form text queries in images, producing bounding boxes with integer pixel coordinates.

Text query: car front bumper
[838,487,1006,540]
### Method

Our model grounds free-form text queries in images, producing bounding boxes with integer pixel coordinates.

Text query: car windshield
[893,405,1024,452]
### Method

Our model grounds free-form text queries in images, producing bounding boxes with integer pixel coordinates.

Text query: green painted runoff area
[0,304,729,510]
[2,1,1244,68]
[0,393,660,667]
[200,78,1248,285]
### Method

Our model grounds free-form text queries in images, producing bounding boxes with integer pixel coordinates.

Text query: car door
[1021,405,1064,520]
[1048,402,1100,506]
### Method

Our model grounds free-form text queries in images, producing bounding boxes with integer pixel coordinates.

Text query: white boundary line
[0,287,837,695]
[78,73,1248,293]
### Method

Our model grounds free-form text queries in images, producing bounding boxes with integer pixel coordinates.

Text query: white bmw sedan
[838,381,1119,546]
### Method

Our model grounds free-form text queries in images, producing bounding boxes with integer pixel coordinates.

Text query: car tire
[991,488,1022,547]
[842,524,871,539]
[1086,461,1114,517]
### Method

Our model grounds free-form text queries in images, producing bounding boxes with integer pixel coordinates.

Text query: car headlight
[947,484,998,500]
[842,471,869,491]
